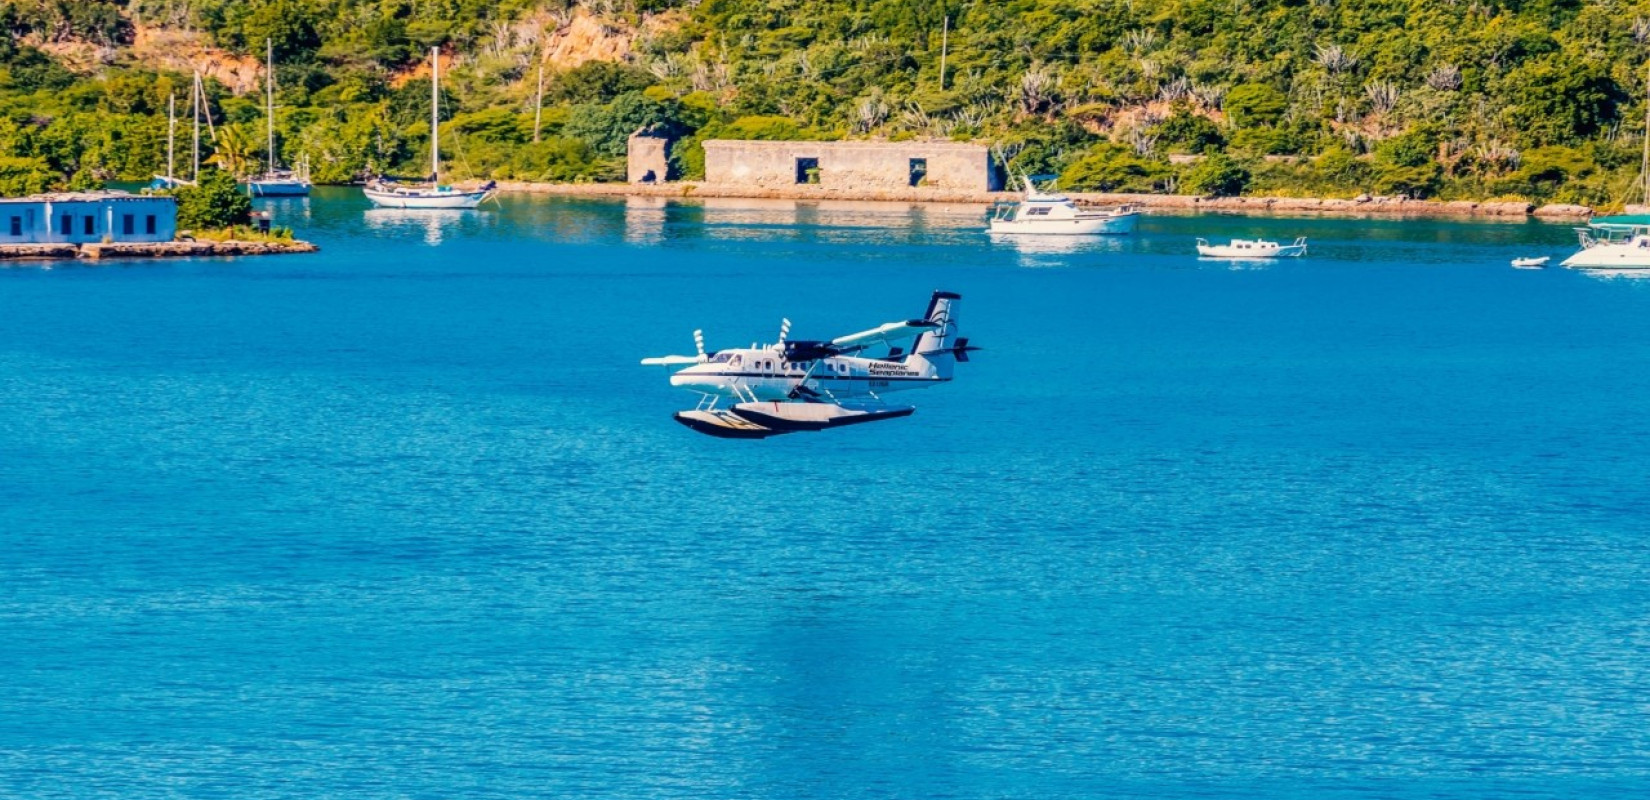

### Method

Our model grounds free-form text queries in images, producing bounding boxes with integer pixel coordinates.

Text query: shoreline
[0,239,319,262]
[494,180,1597,220]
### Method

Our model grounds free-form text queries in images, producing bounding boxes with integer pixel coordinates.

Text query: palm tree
[207,124,259,178]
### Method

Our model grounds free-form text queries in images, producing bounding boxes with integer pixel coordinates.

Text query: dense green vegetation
[4,0,1650,204]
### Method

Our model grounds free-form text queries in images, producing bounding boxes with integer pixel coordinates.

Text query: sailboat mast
[267,39,276,175]
[1642,62,1649,207]
[167,93,175,184]
[534,60,544,144]
[431,47,440,184]
[191,72,201,182]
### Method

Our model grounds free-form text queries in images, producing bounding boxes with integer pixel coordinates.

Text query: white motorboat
[989,177,1140,235]
[246,39,311,197]
[1196,237,1308,259]
[1511,256,1550,269]
[364,48,494,210]
[1561,217,1650,269]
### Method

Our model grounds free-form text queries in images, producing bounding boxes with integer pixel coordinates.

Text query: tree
[1183,153,1251,197]
[563,92,684,157]
[1060,143,1170,192]
[171,169,252,230]
[207,124,260,178]
[0,156,59,196]
[549,62,656,105]
[1224,84,1288,129]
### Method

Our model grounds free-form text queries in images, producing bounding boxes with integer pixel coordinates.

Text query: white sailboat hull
[989,211,1140,235]
[363,187,491,209]
[248,178,311,197]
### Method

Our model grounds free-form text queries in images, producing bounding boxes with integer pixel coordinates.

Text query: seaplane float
[642,291,978,439]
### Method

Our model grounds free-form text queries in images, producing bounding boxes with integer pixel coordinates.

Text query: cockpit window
[710,353,733,363]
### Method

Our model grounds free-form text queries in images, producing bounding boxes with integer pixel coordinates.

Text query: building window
[60,215,72,236]
[909,158,928,187]
[796,157,820,185]
[84,215,95,235]
[7,216,19,237]
[122,214,134,235]
[146,215,157,234]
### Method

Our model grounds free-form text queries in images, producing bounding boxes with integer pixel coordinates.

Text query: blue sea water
[3,189,1649,799]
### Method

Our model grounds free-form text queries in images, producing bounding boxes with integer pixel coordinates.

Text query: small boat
[989,175,1140,235]
[1196,237,1308,259]
[245,39,311,197]
[1561,216,1650,269]
[364,47,494,210]
[1511,256,1550,269]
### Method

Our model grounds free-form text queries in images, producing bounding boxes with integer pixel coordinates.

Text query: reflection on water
[251,195,313,226]
[624,196,667,245]
[989,231,1128,267]
[688,198,988,243]
[1573,267,1650,281]
[363,208,470,245]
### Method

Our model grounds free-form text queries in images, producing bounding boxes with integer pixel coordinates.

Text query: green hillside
[3,0,1648,204]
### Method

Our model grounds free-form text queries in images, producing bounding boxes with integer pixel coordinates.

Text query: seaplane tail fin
[904,291,963,380]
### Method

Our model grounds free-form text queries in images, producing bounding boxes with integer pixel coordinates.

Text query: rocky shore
[1,239,318,262]
[496,180,1597,220]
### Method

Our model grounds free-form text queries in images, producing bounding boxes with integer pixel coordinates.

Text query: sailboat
[152,73,216,190]
[149,92,186,190]
[363,48,494,209]
[246,39,311,197]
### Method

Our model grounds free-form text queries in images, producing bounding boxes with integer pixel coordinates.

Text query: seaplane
[642,291,977,438]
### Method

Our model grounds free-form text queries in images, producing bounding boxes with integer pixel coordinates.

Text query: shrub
[1183,153,1250,197]
[170,169,252,230]
[1060,143,1171,192]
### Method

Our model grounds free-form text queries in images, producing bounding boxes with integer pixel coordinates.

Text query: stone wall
[702,140,997,192]
[627,132,670,184]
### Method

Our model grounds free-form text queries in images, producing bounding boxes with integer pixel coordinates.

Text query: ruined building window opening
[796,157,820,185]
[909,158,927,187]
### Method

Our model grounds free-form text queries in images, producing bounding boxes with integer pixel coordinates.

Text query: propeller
[778,318,791,345]
[694,329,706,360]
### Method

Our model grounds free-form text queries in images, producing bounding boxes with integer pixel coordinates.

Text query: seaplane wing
[829,320,939,352]
[640,355,702,366]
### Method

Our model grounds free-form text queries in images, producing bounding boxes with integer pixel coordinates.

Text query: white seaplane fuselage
[669,350,945,402]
